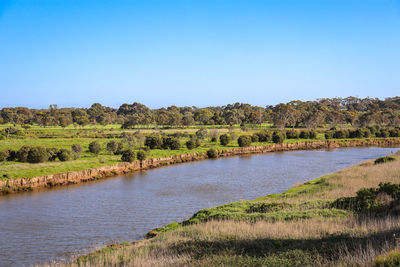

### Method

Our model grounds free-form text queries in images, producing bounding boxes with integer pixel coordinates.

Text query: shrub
[333,130,349,139]
[16,146,32,162]
[136,150,147,161]
[57,149,72,162]
[71,144,83,154]
[114,142,124,155]
[195,128,208,140]
[377,129,390,138]
[363,128,372,138]
[144,136,162,149]
[89,141,101,155]
[186,140,196,150]
[106,141,119,154]
[286,130,299,139]
[374,250,400,267]
[206,148,218,158]
[390,128,400,137]
[272,131,285,144]
[325,131,334,140]
[250,135,259,142]
[237,135,252,147]
[374,156,396,164]
[210,137,217,142]
[121,150,135,162]
[46,148,59,161]
[0,151,9,162]
[256,131,272,142]
[27,146,49,163]
[299,130,310,139]
[162,137,181,150]
[332,182,400,213]
[6,150,16,161]
[367,126,378,135]
[309,130,317,139]
[349,129,364,138]
[219,134,230,146]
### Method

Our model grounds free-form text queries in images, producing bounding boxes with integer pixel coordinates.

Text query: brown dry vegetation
[48,151,400,267]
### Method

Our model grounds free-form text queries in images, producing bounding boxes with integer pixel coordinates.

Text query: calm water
[0,147,398,266]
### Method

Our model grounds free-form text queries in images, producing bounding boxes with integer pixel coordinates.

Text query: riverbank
[68,150,400,267]
[2,138,400,195]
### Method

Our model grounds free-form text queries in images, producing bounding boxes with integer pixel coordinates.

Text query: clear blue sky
[1,0,400,109]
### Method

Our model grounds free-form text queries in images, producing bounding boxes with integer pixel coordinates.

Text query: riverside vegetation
[52,152,400,267]
[1,123,400,183]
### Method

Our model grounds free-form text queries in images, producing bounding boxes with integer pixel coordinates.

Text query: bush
[145,136,162,149]
[162,137,181,150]
[237,135,252,147]
[115,142,124,155]
[309,130,317,139]
[374,156,396,164]
[219,134,230,146]
[250,135,259,142]
[6,150,16,161]
[332,182,400,213]
[286,130,299,139]
[206,148,218,158]
[211,137,217,142]
[0,151,9,162]
[377,129,390,138]
[374,250,400,267]
[390,128,400,137]
[186,140,196,150]
[27,146,49,163]
[57,149,72,162]
[136,150,147,161]
[299,130,310,139]
[71,144,83,154]
[255,131,272,142]
[121,150,135,162]
[89,141,101,155]
[333,130,349,139]
[272,131,285,144]
[325,131,334,140]
[363,128,372,138]
[106,141,119,154]
[16,146,32,162]
[195,128,208,140]
[46,148,59,161]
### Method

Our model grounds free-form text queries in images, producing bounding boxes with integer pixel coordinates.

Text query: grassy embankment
[64,152,400,267]
[0,124,325,180]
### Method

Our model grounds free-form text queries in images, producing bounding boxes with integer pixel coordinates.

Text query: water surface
[0,147,398,266]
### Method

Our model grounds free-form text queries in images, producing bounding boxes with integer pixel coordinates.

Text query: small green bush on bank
[375,156,396,164]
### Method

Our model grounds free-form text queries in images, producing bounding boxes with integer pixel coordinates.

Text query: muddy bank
[1,138,400,194]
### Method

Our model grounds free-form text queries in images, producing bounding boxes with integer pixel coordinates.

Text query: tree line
[1,96,400,128]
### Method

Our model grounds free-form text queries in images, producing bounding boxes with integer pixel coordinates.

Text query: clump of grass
[373,250,400,267]
[375,156,396,164]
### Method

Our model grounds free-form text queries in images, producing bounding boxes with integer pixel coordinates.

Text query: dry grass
[48,216,400,267]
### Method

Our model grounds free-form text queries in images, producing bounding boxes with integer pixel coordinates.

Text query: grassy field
[0,124,395,181]
[58,152,400,267]
[0,124,328,180]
